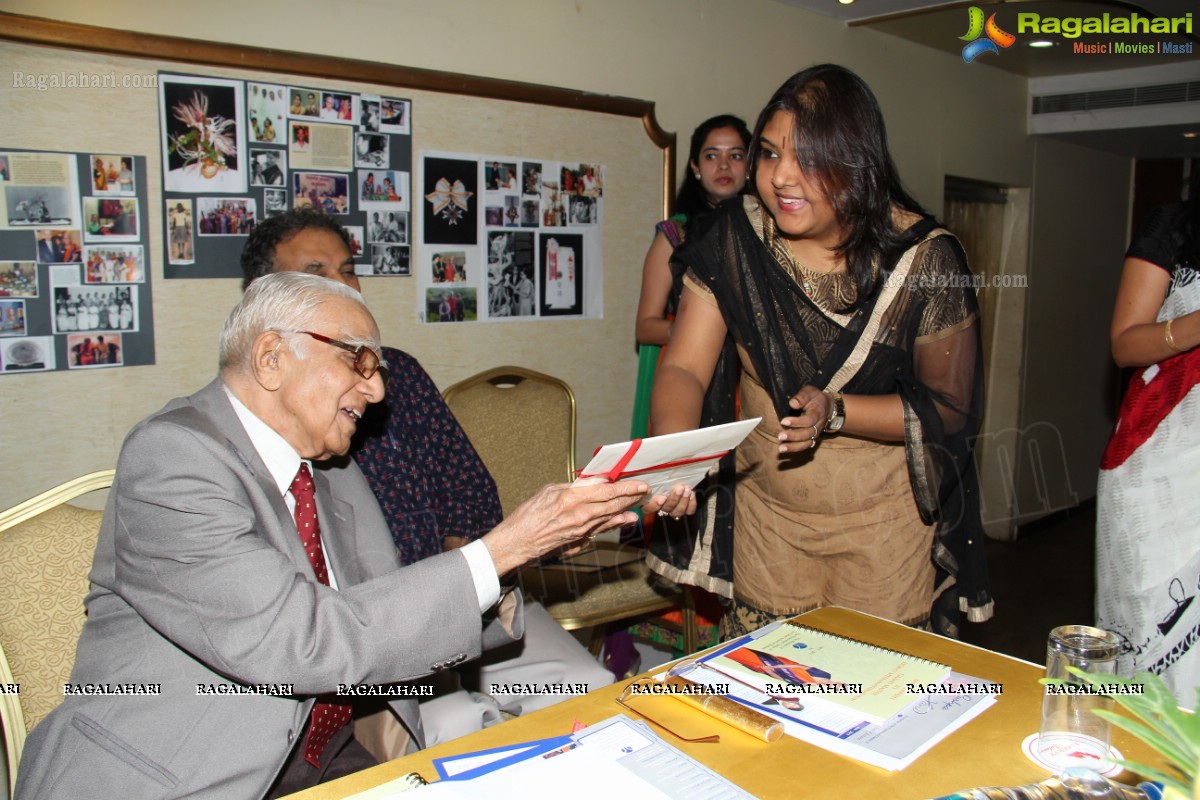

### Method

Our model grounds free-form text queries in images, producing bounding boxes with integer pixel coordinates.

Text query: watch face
[826,394,845,432]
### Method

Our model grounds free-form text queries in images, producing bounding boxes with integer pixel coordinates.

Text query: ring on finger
[657,510,669,518]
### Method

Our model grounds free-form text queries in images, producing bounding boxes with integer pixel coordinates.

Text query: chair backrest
[0,470,113,792]
[443,366,575,516]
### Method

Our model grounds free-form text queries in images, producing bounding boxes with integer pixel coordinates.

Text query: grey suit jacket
[15,379,522,800]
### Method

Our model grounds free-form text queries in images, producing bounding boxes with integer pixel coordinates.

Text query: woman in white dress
[87,295,100,330]
[516,269,534,316]
[107,295,120,330]
[1097,198,1200,703]
[119,297,134,330]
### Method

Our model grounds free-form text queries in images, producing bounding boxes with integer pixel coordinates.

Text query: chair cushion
[447,378,571,515]
[0,504,102,732]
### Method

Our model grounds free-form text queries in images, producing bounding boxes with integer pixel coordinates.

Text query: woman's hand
[642,484,698,520]
[778,385,832,453]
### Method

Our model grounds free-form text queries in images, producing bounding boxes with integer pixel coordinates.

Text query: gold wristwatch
[826,392,846,433]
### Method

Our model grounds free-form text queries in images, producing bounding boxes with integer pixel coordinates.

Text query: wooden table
[285,607,1163,799]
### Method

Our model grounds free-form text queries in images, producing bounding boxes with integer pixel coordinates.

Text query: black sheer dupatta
[647,198,992,637]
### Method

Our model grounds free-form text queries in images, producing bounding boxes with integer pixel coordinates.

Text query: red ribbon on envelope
[576,438,730,483]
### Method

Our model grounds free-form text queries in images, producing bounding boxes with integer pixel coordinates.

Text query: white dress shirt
[224,385,500,610]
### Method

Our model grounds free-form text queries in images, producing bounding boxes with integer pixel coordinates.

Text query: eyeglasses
[296,331,386,384]
[615,677,721,743]
[667,657,799,705]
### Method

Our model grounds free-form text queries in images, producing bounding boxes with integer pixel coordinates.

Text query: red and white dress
[1097,201,1200,705]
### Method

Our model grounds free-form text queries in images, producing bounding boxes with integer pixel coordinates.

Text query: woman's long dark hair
[749,64,928,303]
[674,114,752,224]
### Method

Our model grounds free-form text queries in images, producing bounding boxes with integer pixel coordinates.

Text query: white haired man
[15,272,647,799]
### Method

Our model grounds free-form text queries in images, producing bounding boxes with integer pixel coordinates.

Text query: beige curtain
[943,197,1006,376]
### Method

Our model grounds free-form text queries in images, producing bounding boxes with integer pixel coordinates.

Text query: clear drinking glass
[1037,625,1120,770]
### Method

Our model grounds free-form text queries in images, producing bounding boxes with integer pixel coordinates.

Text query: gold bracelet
[1165,318,1183,353]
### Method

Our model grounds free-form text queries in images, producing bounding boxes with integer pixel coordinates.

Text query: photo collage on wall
[159,72,413,279]
[0,149,154,374]
[417,152,604,324]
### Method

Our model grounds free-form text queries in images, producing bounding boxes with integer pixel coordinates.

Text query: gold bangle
[1165,318,1183,353]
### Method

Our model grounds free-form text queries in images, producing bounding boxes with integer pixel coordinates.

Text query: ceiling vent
[1027,63,1200,151]
[1033,81,1200,114]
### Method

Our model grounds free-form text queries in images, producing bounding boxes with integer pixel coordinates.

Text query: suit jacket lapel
[187,379,316,579]
[312,467,365,586]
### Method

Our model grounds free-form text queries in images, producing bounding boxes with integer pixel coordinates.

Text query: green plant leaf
[1095,710,1194,770]
[1056,667,1198,792]
[1137,673,1199,764]
[167,130,198,157]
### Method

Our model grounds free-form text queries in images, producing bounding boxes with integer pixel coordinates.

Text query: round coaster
[1021,732,1124,777]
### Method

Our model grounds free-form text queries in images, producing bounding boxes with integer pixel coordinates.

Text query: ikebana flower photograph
[159,74,246,193]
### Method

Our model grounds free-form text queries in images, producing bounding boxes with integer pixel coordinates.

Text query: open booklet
[573,418,762,499]
[664,621,996,771]
[676,657,997,772]
[699,620,950,724]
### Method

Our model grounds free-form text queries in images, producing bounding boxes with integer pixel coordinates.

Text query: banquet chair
[442,367,691,656]
[0,470,113,796]
[442,365,576,515]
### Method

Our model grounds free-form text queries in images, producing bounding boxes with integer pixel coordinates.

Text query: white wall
[1016,138,1131,524]
[0,0,1037,200]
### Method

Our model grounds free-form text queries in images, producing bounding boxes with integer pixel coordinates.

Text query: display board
[0,150,155,373]
[0,13,671,508]
[156,73,414,280]
[416,150,606,323]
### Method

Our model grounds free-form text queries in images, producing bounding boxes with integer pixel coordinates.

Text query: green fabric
[630,343,661,440]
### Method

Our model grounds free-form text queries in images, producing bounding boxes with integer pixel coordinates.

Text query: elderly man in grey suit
[15,272,647,799]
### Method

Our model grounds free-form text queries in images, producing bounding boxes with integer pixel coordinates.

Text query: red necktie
[290,463,353,769]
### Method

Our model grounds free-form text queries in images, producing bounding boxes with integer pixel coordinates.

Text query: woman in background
[635,115,751,350]
[118,158,134,193]
[648,65,989,638]
[93,158,108,192]
[1097,198,1200,703]
[516,267,534,316]
[616,121,750,671]
[631,115,750,446]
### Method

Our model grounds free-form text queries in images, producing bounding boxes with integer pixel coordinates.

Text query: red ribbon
[576,438,729,483]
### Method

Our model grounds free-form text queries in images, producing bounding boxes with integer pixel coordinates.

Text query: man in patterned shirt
[241,209,612,752]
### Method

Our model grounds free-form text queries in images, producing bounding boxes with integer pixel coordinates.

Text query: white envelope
[574,418,761,499]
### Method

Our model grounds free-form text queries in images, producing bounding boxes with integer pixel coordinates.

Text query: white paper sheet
[383,716,757,799]
[574,418,761,499]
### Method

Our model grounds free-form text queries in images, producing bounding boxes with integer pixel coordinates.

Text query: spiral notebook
[699,621,949,724]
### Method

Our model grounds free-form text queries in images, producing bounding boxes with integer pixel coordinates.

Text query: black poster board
[0,149,154,374]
